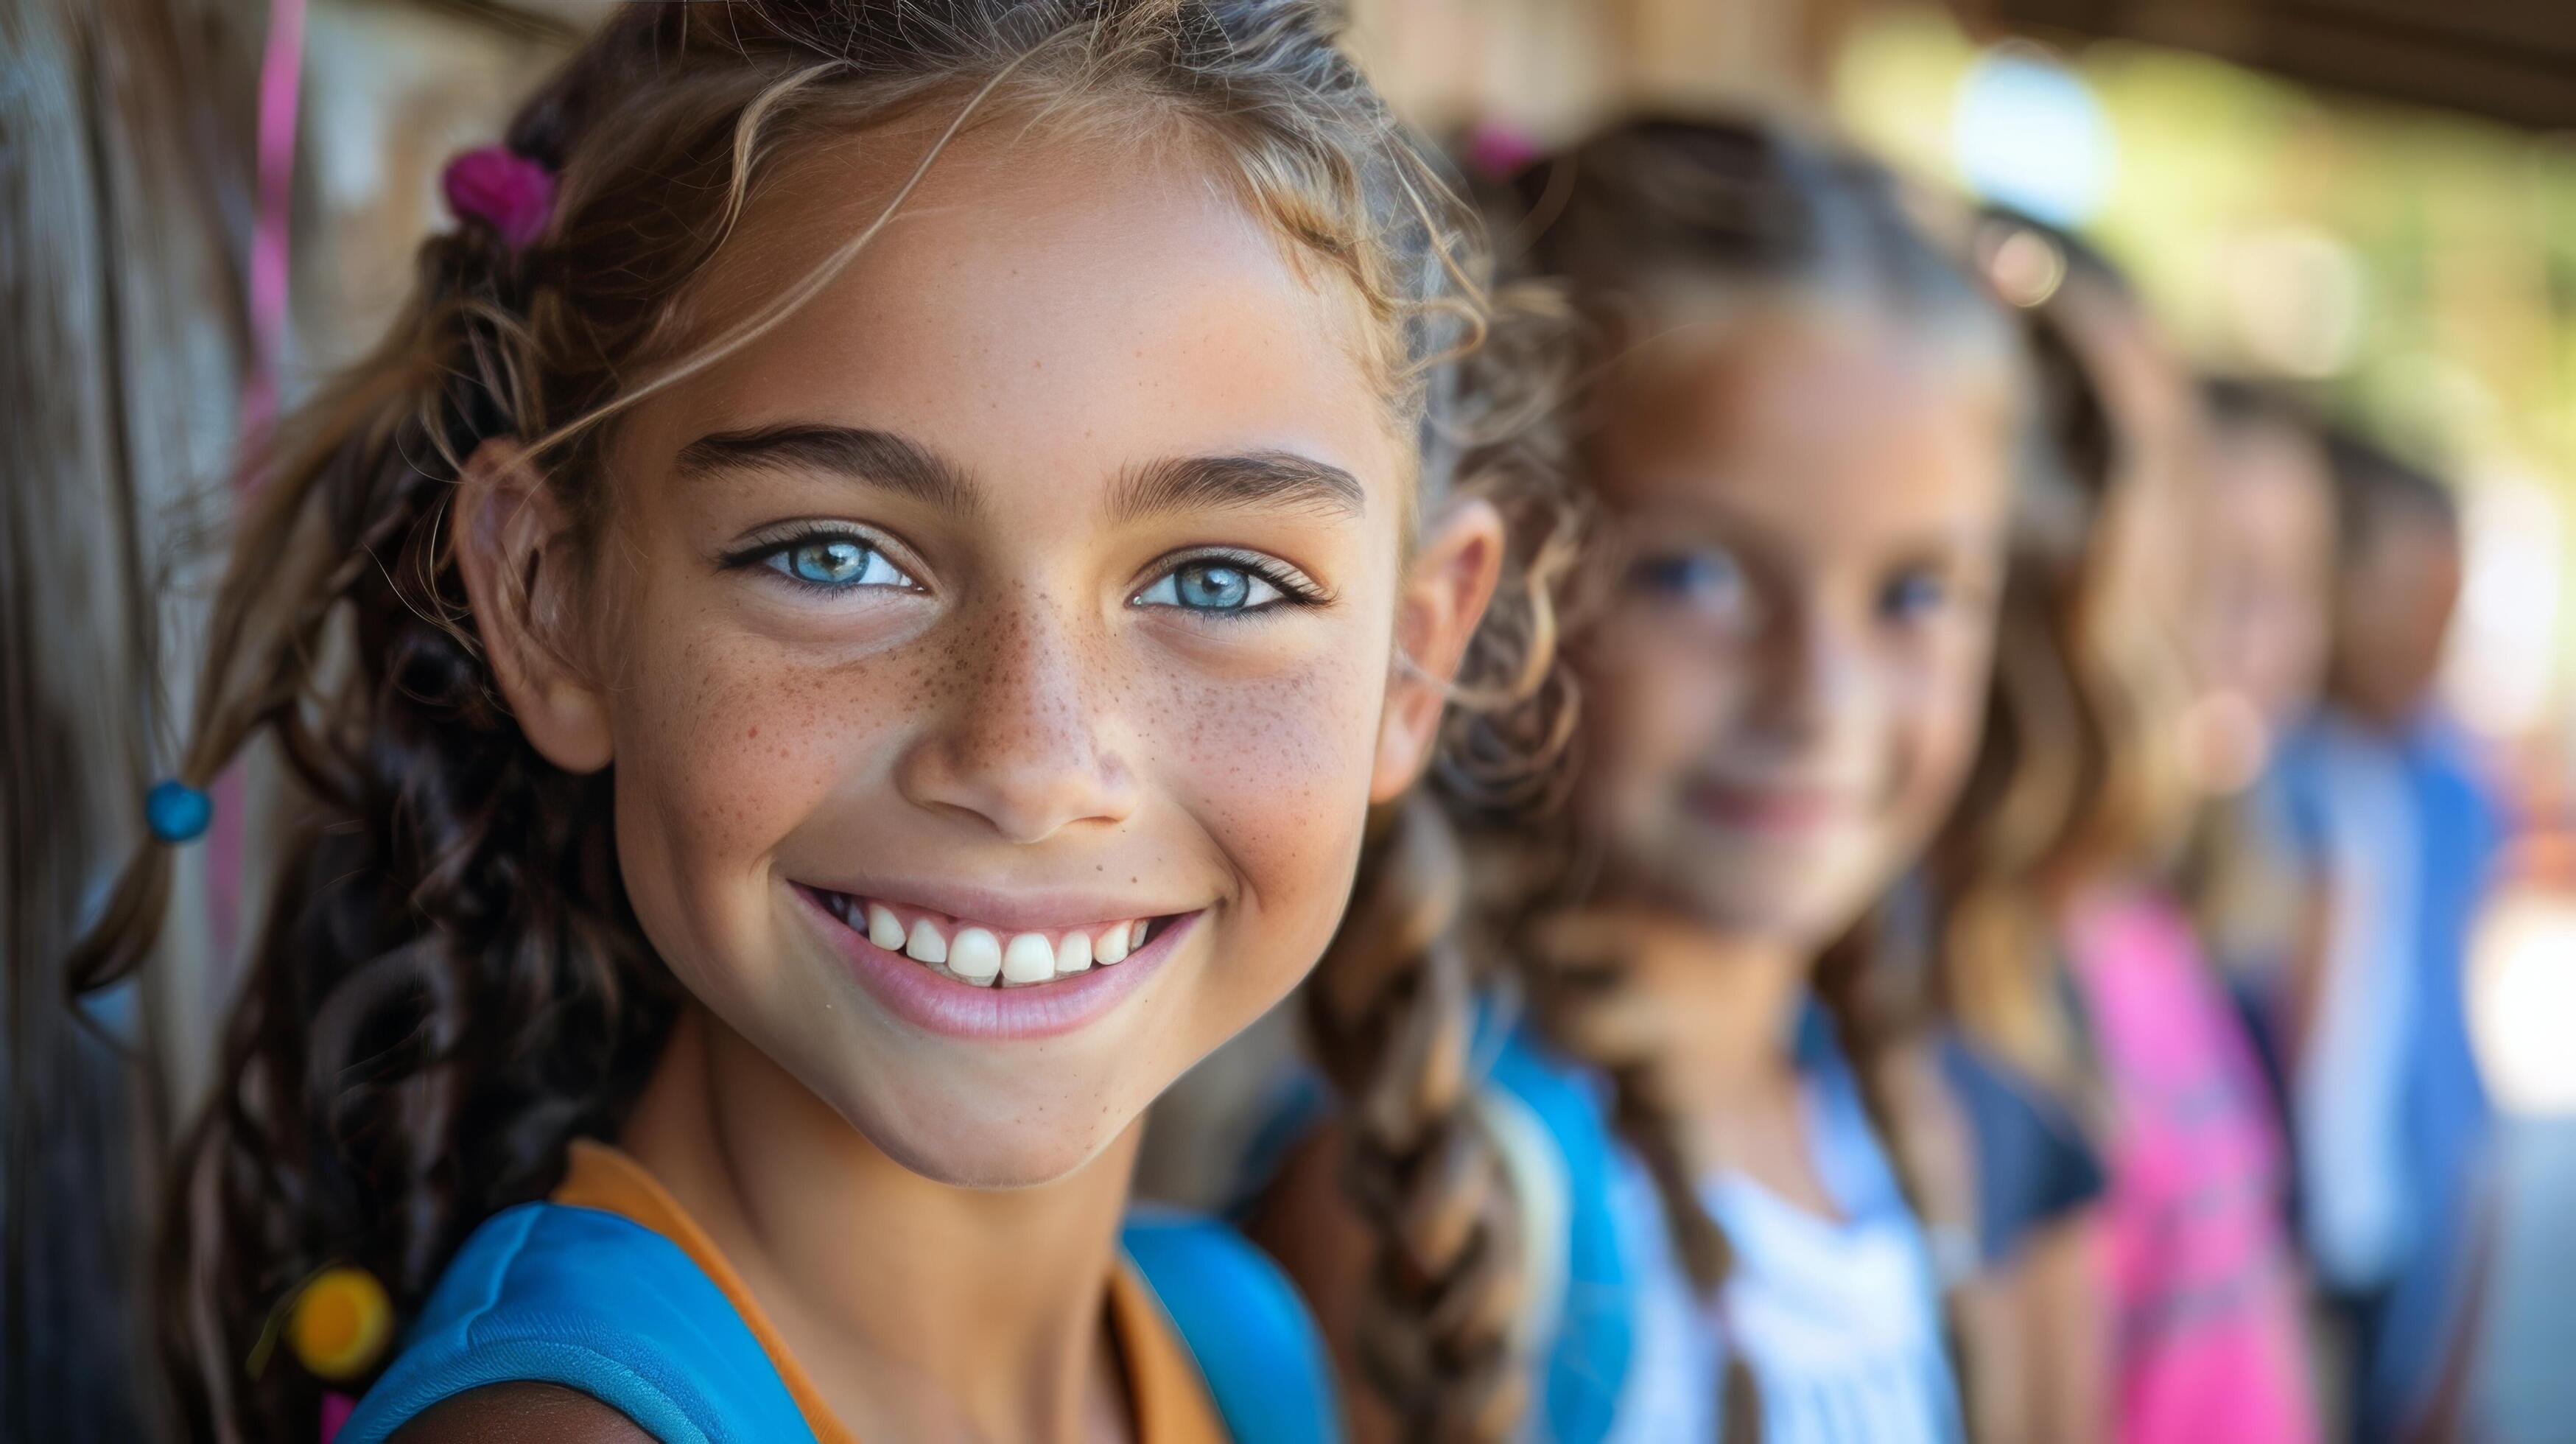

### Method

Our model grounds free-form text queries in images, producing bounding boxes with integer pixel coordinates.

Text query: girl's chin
[865,1111,1140,1191]
[1664,868,1881,953]
[806,1065,1151,1191]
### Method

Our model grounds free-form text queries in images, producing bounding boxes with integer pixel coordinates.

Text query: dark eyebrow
[673,424,978,515]
[1110,451,1366,525]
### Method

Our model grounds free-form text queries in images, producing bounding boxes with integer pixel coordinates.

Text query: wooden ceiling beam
[1971,0,2576,127]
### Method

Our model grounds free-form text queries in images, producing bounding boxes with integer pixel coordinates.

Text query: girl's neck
[1632,929,1842,1215]
[620,1007,1135,1444]
[1632,929,1812,1106]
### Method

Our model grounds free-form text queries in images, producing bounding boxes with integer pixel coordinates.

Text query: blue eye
[1880,571,1948,622]
[1633,549,1746,610]
[1134,558,1290,614]
[751,533,917,591]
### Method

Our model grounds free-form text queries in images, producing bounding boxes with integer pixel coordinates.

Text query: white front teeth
[948,927,1003,985]
[905,917,947,964]
[867,903,908,952]
[1095,922,1131,966]
[1002,933,1056,984]
[821,891,1157,986]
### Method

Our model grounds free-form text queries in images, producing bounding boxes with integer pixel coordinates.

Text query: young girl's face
[469,127,1492,1188]
[2185,417,2334,786]
[1576,309,2014,950]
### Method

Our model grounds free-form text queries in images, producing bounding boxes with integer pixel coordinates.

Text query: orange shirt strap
[552,1140,1229,1444]
[1106,1259,1230,1443]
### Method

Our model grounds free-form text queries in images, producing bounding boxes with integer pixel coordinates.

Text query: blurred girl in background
[66,3,1582,1440]
[2174,379,2338,1117]
[1988,216,2320,1444]
[1258,116,2119,1443]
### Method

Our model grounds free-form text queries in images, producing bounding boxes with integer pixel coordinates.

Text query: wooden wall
[0,0,260,1436]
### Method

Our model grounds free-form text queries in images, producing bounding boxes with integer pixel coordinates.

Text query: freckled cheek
[1125,645,1382,920]
[611,629,921,897]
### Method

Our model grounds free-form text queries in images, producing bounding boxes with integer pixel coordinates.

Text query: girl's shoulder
[336,1201,815,1444]
[389,1382,653,1443]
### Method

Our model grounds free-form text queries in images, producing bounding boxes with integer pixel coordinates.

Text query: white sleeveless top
[1600,1055,1965,1444]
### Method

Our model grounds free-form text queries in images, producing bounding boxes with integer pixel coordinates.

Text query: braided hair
[1299,202,1587,1444]
[63,5,1580,1438]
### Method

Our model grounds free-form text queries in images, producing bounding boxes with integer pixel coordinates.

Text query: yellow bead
[287,1266,392,1381]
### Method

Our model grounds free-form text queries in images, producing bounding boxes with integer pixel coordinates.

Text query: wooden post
[0,0,257,1434]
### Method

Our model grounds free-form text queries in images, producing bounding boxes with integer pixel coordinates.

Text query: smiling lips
[1684,777,1857,834]
[806,889,1162,988]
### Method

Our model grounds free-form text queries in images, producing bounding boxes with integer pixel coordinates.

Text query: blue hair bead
[145,779,213,844]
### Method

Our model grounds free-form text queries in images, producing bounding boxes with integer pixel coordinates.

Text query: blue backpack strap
[335,1203,813,1444]
[1487,1027,1633,1444]
[1937,1031,2107,1266]
[1120,1209,1339,1444]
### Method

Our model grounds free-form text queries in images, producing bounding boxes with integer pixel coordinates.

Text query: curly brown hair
[63,4,1582,1440]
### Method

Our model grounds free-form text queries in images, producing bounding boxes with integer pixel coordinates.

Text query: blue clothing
[1125,1207,1342,1444]
[1488,1015,1965,1444]
[1937,1033,2107,1266]
[337,1202,1335,1444]
[337,1204,805,1444]
[2292,721,2423,1287]
[2274,709,2502,1440]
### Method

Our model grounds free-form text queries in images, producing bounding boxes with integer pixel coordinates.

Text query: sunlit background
[11,0,2574,1436]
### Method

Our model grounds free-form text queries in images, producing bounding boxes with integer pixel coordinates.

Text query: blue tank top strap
[334,1202,813,1444]
[1486,1025,1635,1444]
[1120,1207,1341,1444]
[337,1198,1333,1444]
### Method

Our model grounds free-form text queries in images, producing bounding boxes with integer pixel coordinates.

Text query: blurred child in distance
[2269,433,2504,1444]
[2172,379,2340,1118]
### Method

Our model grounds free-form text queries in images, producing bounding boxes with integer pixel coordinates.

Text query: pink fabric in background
[2069,888,2319,1444]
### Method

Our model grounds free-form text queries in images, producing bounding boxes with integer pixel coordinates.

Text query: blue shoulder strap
[1488,1027,1633,1444]
[1120,1208,1341,1444]
[335,1202,813,1444]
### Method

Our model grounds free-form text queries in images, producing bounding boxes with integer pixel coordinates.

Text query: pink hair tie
[1463,120,1543,181]
[441,145,555,251]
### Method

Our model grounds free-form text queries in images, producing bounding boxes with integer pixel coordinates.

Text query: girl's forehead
[1606,311,1999,458]
[628,124,1408,510]
[1593,312,2015,547]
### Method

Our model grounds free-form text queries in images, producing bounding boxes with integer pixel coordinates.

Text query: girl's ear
[1371,498,1507,803]
[455,439,614,774]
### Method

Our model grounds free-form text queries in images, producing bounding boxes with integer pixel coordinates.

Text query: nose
[894,589,1140,844]
[1753,596,1873,746]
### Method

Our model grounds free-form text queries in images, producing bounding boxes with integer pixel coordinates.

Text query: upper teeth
[818,891,1152,989]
